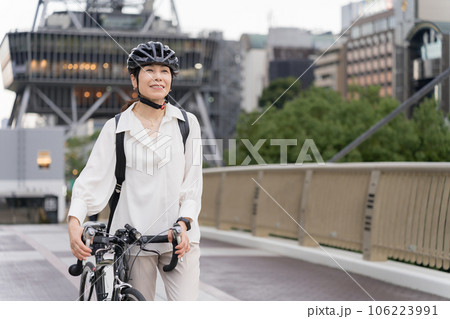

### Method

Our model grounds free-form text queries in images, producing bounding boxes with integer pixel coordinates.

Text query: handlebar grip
[140,235,169,243]
[162,240,179,272]
[68,259,83,276]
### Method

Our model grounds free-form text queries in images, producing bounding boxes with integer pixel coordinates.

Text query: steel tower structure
[1,0,241,166]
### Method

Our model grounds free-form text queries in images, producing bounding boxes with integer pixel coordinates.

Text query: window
[351,26,360,38]
[386,86,393,96]
[373,59,379,70]
[386,32,393,42]
[386,57,393,67]
[374,18,388,33]
[373,74,378,84]
[37,151,52,169]
[362,22,374,36]
[359,76,365,86]
[386,43,393,53]
[373,46,379,56]
[373,35,379,45]
[387,71,392,82]
[388,16,395,29]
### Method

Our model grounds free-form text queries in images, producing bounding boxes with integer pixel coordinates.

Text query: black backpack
[106,107,190,233]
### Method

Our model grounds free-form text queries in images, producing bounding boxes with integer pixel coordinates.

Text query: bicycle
[68,221,182,301]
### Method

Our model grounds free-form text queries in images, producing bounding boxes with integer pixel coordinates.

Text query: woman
[68,41,203,301]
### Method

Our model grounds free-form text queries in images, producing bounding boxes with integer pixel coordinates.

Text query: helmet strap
[138,93,166,110]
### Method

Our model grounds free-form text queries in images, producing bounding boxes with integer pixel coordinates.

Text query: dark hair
[121,98,139,112]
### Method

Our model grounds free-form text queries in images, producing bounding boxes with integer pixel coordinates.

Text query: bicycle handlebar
[68,223,182,277]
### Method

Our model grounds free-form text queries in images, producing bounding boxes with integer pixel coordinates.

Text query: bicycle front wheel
[118,287,146,301]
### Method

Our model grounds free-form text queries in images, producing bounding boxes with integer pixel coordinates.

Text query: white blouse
[68,102,203,254]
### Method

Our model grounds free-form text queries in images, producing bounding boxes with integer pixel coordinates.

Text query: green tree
[410,98,450,161]
[232,85,450,165]
[65,131,100,194]
[258,77,302,109]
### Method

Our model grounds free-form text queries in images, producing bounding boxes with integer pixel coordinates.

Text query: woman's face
[132,64,172,104]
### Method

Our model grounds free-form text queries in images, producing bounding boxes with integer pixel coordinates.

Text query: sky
[0,0,355,123]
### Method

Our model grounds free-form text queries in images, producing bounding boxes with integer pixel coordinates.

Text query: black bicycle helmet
[127,41,179,75]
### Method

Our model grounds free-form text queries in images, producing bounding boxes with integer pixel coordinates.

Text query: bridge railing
[199,163,450,270]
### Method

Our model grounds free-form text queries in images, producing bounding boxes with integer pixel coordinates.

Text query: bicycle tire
[118,287,146,301]
[79,262,96,301]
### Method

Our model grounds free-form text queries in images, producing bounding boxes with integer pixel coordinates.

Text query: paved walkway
[0,224,447,301]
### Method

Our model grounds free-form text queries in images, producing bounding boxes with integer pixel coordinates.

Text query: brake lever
[172,225,182,243]
[83,226,96,248]
[171,224,184,262]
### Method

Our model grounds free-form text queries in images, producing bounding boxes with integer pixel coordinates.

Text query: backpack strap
[177,107,190,153]
[106,113,125,234]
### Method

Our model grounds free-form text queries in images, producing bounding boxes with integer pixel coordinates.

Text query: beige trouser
[128,243,200,301]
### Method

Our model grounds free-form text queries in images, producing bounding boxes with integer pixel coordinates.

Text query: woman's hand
[169,220,190,259]
[68,216,92,260]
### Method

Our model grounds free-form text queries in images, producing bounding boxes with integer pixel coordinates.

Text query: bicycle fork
[113,276,132,301]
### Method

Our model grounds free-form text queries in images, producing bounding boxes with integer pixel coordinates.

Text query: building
[266,28,336,86]
[341,1,365,31]
[345,8,395,98]
[0,128,65,223]
[240,34,267,113]
[404,21,450,116]
[1,0,241,166]
[210,33,242,140]
[341,0,450,115]
[313,38,346,96]
[239,27,336,113]
[266,27,316,87]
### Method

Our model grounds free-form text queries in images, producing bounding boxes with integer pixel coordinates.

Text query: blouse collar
[116,102,185,134]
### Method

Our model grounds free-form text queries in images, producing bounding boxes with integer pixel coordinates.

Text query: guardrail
[199,163,450,270]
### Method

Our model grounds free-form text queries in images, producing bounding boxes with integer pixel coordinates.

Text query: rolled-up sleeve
[178,113,203,224]
[68,118,117,224]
